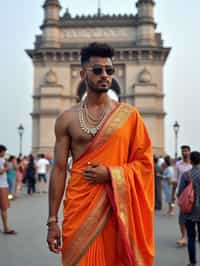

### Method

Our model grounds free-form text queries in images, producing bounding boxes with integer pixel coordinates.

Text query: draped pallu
[62,103,155,266]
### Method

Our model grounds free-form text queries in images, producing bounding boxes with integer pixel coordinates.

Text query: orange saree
[62,103,154,266]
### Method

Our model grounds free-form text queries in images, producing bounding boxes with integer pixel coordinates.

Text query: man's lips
[98,80,110,85]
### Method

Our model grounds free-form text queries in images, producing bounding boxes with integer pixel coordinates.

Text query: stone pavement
[0,193,197,266]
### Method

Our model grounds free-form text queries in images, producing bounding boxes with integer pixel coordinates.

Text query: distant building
[26,0,171,155]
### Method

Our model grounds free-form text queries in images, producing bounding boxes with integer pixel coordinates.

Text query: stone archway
[77,78,121,102]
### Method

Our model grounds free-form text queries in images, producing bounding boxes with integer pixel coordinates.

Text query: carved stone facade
[26,0,170,155]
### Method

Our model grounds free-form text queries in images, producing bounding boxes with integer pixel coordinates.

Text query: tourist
[15,157,24,197]
[154,155,163,210]
[7,155,17,199]
[25,154,36,195]
[174,145,192,247]
[36,154,49,193]
[0,145,16,234]
[162,155,174,215]
[177,151,200,266]
[46,42,155,265]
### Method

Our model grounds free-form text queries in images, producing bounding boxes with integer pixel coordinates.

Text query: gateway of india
[26,0,171,156]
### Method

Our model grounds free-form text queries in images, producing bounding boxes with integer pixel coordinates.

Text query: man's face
[181,148,190,160]
[81,57,114,94]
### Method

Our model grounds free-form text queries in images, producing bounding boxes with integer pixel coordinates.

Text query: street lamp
[173,121,180,159]
[17,124,24,156]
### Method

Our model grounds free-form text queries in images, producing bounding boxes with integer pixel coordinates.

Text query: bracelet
[46,216,58,226]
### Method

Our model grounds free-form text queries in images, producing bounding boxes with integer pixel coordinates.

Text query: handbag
[177,172,194,214]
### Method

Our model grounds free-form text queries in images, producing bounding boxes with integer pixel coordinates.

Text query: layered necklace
[79,98,110,136]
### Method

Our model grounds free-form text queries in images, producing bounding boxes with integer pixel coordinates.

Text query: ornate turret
[40,0,62,48]
[136,0,156,46]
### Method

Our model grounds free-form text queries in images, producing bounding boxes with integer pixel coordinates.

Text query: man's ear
[80,69,86,80]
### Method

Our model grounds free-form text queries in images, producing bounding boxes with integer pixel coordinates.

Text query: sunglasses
[85,65,115,76]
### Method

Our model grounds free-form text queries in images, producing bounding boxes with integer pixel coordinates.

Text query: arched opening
[76,78,121,102]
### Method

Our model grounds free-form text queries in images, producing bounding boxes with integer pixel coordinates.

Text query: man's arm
[47,112,70,253]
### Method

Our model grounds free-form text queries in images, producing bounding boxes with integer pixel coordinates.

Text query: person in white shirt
[36,154,50,192]
[0,145,16,234]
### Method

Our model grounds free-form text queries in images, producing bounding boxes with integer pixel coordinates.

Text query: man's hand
[83,163,110,184]
[47,223,62,254]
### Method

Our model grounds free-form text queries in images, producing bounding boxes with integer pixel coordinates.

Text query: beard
[85,77,110,94]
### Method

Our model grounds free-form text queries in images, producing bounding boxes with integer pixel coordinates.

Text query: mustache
[97,79,110,84]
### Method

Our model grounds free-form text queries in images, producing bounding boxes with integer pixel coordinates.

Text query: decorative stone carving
[138,68,152,83]
[72,70,78,78]
[117,69,124,78]
[45,69,58,85]
[61,27,136,43]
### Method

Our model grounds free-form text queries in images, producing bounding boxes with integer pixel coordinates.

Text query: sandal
[176,239,187,247]
[3,229,17,235]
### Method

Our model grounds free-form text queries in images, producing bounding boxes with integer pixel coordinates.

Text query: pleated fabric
[78,215,124,266]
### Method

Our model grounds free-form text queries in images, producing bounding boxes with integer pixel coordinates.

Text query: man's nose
[101,67,108,77]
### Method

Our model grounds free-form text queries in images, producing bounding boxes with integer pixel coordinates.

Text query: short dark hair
[8,155,15,162]
[190,151,200,165]
[164,155,171,166]
[181,145,191,151]
[80,42,114,66]
[0,145,7,152]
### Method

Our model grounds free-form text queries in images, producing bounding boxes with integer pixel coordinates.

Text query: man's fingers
[56,236,62,248]
[83,170,96,177]
[84,176,97,183]
[85,176,96,181]
[48,240,57,253]
[48,239,61,254]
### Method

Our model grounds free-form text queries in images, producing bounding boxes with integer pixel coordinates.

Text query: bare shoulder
[54,104,80,134]
[56,104,80,123]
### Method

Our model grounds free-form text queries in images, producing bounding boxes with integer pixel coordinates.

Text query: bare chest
[68,112,94,148]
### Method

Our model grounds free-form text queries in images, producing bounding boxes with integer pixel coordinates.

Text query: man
[47,42,154,265]
[177,151,200,266]
[173,145,192,247]
[36,154,49,193]
[0,145,16,234]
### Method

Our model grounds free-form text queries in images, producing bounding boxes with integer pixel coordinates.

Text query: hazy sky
[0,0,200,157]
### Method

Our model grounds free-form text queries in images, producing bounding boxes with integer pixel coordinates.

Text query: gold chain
[79,99,110,136]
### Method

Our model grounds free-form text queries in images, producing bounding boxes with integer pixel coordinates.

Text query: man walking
[47,42,154,265]
[36,154,49,193]
[174,145,192,247]
[0,145,16,234]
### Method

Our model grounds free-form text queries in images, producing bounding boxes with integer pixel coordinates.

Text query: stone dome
[45,69,58,85]
[138,68,152,84]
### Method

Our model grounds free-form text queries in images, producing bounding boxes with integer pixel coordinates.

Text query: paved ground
[0,193,198,266]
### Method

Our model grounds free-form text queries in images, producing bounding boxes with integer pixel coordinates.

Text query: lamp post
[17,124,24,156]
[173,121,180,159]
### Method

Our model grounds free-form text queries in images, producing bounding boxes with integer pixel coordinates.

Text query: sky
[0,0,200,157]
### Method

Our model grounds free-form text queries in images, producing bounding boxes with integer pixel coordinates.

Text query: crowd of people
[1,143,200,265]
[5,151,50,199]
[154,145,200,266]
[0,144,52,235]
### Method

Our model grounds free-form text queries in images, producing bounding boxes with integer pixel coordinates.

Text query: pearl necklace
[79,100,110,136]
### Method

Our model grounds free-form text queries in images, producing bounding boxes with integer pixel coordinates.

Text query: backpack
[177,172,194,214]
